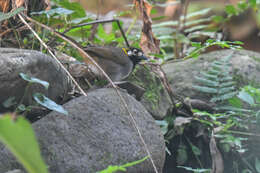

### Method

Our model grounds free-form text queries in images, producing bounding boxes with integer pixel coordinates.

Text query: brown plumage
[84,46,147,82]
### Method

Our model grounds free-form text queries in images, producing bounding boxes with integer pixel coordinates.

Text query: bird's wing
[84,47,129,65]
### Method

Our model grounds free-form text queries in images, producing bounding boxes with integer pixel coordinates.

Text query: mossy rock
[163,49,260,101]
[128,65,173,120]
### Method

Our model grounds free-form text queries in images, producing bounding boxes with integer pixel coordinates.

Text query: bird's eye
[127,50,133,56]
[138,52,143,57]
[133,49,138,54]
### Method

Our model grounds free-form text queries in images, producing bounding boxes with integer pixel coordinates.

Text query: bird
[83,46,148,82]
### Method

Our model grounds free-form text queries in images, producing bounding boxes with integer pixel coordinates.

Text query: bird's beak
[139,55,149,61]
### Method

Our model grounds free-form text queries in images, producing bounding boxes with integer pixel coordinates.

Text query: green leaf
[54,0,86,18]
[177,146,188,165]
[237,2,248,11]
[185,8,212,19]
[151,8,158,15]
[191,144,201,156]
[178,166,211,172]
[256,157,260,173]
[228,97,242,108]
[0,114,48,173]
[155,120,168,135]
[152,21,178,28]
[242,169,253,173]
[249,0,257,7]
[33,93,68,115]
[238,90,255,106]
[194,76,219,87]
[97,24,116,44]
[122,156,148,168]
[193,85,218,94]
[2,97,17,108]
[212,15,225,23]
[19,73,49,90]
[225,5,237,16]
[0,7,24,22]
[17,104,26,112]
[31,7,74,17]
[98,156,148,173]
[191,42,202,48]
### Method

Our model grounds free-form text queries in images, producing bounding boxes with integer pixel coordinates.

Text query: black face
[127,48,148,66]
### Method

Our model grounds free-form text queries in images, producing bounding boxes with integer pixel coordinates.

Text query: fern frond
[200,72,219,80]
[220,81,235,87]
[220,76,233,81]
[193,85,218,94]
[194,76,219,87]
[193,52,237,103]
[208,68,221,75]
[218,86,235,94]
[211,91,237,102]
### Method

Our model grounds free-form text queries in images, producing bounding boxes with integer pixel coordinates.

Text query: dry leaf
[44,0,51,10]
[15,0,25,8]
[134,0,160,55]
[210,132,224,173]
[0,0,10,12]
[164,0,180,18]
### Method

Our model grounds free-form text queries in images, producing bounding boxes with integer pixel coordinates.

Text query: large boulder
[0,88,165,173]
[163,49,260,101]
[0,48,72,113]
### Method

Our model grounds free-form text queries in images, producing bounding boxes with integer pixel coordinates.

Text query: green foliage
[2,73,68,115]
[20,73,49,89]
[0,7,24,22]
[97,156,148,173]
[186,39,242,59]
[192,85,260,173]
[51,0,86,19]
[225,0,258,17]
[151,2,245,60]
[256,157,260,173]
[33,93,68,115]
[176,145,188,165]
[152,7,216,59]
[213,0,259,29]
[20,73,68,115]
[0,114,48,173]
[193,52,238,103]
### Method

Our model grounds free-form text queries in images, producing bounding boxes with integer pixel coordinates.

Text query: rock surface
[163,49,260,101]
[5,170,24,173]
[0,88,165,173]
[128,65,173,120]
[0,48,72,113]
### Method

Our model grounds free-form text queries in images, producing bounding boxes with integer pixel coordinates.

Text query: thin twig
[63,19,130,48]
[21,14,158,173]
[18,14,87,96]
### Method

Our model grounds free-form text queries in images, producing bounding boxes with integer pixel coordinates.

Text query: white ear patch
[127,50,133,56]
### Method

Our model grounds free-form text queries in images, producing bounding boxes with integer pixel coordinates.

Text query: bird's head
[122,47,148,66]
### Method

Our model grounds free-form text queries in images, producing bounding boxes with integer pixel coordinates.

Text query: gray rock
[0,88,165,173]
[163,49,260,101]
[5,169,24,173]
[0,48,72,113]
